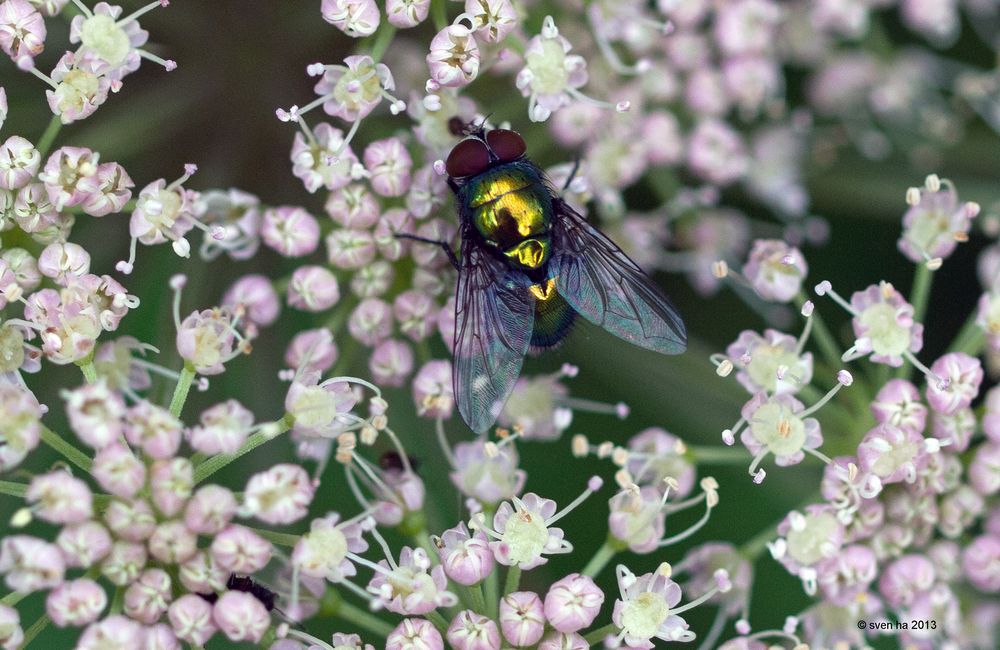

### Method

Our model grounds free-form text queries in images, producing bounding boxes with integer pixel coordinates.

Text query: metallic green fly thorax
[461,163,554,271]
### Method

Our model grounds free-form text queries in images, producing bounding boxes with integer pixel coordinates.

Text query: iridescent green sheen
[463,163,554,270]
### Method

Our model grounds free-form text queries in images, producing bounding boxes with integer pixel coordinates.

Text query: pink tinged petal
[212,591,270,643]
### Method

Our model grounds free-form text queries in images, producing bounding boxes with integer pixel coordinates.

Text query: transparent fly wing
[549,201,687,355]
[453,235,535,433]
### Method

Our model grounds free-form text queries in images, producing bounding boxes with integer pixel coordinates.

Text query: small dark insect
[448,116,468,137]
[198,574,278,611]
[399,123,687,433]
[379,450,420,473]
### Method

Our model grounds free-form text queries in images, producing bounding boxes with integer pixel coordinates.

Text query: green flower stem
[582,540,619,579]
[424,609,450,633]
[75,351,97,383]
[484,559,499,618]
[21,614,50,647]
[40,425,92,473]
[950,310,986,356]
[370,24,397,63]
[503,565,521,597]
[898,264,933,380]
[583,622,619,645]
[686,445,749,465]
[482,503,499,616]
[249,527,300,547]
[109,586,124,615]
[36,115,62,159]
[0,590,27,607]
[0,481,27,498]
[739,521,778,561]
[467,583,487,616]
[908,264,934,331]
[193,414,294,484]
[168,362,196,418]
[431,0,448,30]
[336,600,395,638]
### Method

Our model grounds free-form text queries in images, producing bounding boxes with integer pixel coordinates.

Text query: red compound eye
[486,129,526,162]
[445,138,491,178]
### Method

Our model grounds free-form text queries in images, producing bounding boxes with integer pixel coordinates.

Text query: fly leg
[561,157,582,193]
[394,233,461,270]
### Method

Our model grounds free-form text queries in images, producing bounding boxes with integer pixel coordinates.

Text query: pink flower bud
[168,594,217,646]
[412,359,454,419]
[543,573,605,632]
[211,525,272,574]
[0,136,41,190]
[436,523,494,586]
[56,521,112,569]
[123,568,172,624]
[387,0,429,28]
[261,206,320,257]
[188,400,253,455]
[38,241,91,284]
[92,443,146,499]
[213,591,271,643]
[104,499,156,542]
[100,541,146,587]
[150,458,193,517]
[364,137,413,197]
[185,485,238,535]
[284,328,339,375]
[223,274,281,327]
[447,610,501,650]
[243,463,315,525]
[64,379,126,449]
[288,265,341,312]
[148,521,198,564]
[427,23,481,87]
[46,578,107,627]
[370,339,414,387]
[125,401,182,459]
[499,591,546,646]
[77,614,143,650]
[26,469,93,524]
[322,0,380,37]
[387,618,444,650]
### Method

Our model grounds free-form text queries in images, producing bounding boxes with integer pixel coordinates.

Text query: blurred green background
[1,2,998,648]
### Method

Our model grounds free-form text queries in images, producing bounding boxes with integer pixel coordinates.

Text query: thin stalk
[503,565,521,596]
[336,599,395,638]
[35,115,62,158]
[249,527,301,547]
[431,0,448,30]
[949,310,986,356]
[584,622,618,645]
[0,480,27,498]
[40,426,92,473]
[898,264,933,380]
[582,541,618,579]
[370,24,397,63]
[468,583,487,616]
[0,590,28,607]
[686,445,748,465]
[21,614,51,647]
[76,351,98,383]
[424,609,450,633]
[193,414,293,483]
[168,362,196,418]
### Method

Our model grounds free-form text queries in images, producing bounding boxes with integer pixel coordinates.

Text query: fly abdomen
[527,277,575,352]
